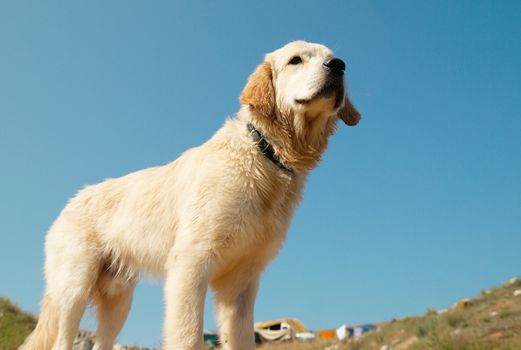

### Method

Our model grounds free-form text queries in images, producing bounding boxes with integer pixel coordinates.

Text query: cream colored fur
[22,41,360,350]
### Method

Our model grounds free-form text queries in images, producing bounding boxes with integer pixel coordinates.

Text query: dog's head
[240,41,361,129]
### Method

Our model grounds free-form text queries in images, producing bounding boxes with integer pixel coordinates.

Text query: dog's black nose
[323,58,346,75]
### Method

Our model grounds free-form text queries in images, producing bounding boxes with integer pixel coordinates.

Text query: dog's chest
[211,171,304,267]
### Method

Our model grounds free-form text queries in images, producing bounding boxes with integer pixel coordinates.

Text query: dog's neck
[239,106,337,172]
[247,123,293,174]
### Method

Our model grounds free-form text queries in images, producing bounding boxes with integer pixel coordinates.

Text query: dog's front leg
[213,272,260,350]
[163,248,213,350]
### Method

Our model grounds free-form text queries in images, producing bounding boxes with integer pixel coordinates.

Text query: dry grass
[0,297,37,350]
[2,278,521,350]
[256,338,334,350]
[258,278,521,350]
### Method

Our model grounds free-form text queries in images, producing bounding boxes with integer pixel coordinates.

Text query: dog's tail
[22,295,59,350]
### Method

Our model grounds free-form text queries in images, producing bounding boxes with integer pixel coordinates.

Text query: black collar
[247,123,292,174]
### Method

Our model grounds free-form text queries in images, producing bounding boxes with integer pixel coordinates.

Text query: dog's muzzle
[295,57,346,106]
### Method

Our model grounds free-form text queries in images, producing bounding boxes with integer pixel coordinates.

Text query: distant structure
[254,318,315,343]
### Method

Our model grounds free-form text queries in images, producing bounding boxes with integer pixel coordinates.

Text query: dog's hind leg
[92,272,136,350]
[42,218,100,350]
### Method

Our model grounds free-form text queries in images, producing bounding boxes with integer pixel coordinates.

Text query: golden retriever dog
[23,40,360,350]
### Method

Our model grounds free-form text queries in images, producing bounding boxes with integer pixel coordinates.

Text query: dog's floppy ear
[338,97,361,126]
[240,61,275,118]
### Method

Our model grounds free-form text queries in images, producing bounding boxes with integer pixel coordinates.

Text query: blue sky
[1,0,520,347]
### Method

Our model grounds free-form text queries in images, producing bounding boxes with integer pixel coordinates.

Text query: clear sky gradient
[1,1,520,348]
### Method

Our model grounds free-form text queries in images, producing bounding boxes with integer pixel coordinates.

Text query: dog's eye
[288,56,302,65]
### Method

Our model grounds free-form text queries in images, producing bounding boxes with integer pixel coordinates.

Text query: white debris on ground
[295,332,316,340]
[324,344,340,350]
[67,330,153,350]
[514,289,521,297]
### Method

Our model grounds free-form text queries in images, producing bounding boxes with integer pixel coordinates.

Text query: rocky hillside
[2,277,521,350]
[259,277,521,350]
[342,277,521,350]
